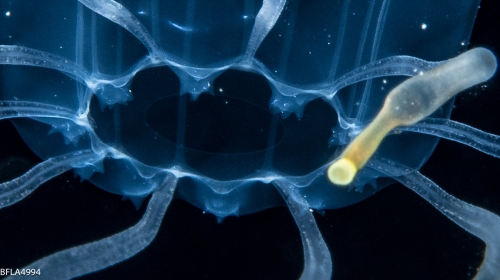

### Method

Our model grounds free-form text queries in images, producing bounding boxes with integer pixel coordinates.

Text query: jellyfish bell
[0,0,499,279]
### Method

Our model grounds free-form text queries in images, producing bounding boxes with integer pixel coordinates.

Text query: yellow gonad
[328,47,497,186]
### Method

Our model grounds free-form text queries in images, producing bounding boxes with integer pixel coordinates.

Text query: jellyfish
[0,0,499,279]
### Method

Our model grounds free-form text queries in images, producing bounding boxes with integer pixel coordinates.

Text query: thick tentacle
[0,45,89,84]
[243,0,286,61]
[367,157,500,280]
[274,180,332,280]
[401,118,500,158]
[7,173,177,280]
[0,101,83,123]
[0,149,101,209]
[77,0,159,56]
[395,171,500,280]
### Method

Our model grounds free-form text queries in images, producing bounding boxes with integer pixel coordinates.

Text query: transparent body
[0,0,499,279]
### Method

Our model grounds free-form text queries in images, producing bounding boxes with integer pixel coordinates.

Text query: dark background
[0,0,499,279]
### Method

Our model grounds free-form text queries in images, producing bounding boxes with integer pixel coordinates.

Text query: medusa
[1,0,500,279]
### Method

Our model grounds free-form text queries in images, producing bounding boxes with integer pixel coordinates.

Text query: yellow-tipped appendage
[327,112,398,185]
[328,48,497,186]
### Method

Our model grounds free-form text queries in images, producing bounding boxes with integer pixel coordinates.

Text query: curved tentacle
[401,118,500,158]
[367,157,500,280]
[7,173,177,280]
[0,149,101,209]
[395,171,500,280]
[243,0,286,62]
[77,0,159,56]
[274,180,332,280]
[0,45,90,85]
[0,101,83,123]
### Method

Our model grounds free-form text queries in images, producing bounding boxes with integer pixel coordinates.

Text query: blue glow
[0,0,499,279]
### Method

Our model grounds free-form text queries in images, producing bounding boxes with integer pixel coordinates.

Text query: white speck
[219,88,223,92]
[5,11,11,17]
[421,23,427,30]
[461,41,466,46]
[242,15,248,19]
[382,79,387,84]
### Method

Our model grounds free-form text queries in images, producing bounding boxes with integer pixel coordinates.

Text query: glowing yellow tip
[327,158,358,186]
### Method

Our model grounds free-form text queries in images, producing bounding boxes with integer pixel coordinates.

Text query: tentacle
[0,45,90,84]
[395,171,500,280]
[7,173,177,280]
[0,101,82,123]
[401,118,500,158]
[77,0,159,56]
[0,149,101,209]
[274,180,332,280]
[243,0,286,61]
[367,157,500,280]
